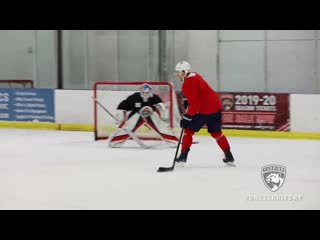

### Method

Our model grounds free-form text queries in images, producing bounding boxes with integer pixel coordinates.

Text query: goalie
[108,83,179,147]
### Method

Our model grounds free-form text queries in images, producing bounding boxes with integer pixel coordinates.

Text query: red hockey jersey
[182,72,222,116]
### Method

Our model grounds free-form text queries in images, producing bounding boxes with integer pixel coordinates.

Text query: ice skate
[175,148,190,166]
[223,148,236,166]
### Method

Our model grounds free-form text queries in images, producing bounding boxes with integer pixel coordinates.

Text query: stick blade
[157,167,174,172]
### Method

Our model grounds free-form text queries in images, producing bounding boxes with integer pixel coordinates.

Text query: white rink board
[0,128,319,210]
[53,90,320,133]
[55,90,94,124]
[290,94,320,132]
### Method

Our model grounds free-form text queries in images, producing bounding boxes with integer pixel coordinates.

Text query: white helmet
[175,61,191,74]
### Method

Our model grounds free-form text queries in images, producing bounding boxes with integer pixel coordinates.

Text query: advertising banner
[219,92,290,131]
[0,88,55,122]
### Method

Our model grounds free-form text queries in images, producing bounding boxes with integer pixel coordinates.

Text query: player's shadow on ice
[178,164,238,169]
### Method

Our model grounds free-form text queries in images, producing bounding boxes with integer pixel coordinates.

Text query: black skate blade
[157,167,174,172]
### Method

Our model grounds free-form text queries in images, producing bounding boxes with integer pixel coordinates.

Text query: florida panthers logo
[261,164,286,192]
[220,94,234,111]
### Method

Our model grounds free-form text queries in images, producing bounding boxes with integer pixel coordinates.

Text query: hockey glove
[180,114,193,128]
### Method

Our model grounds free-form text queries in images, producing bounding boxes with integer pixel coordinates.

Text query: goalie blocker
[108,83,179,147]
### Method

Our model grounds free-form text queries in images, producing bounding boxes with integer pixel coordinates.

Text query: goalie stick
[94,97,176,148]
[93,96,156,130]
[109,110,178,149]
[108,125,150,149]
[94,97,149,148]
[94,96,197,148]
[157,128,184,172]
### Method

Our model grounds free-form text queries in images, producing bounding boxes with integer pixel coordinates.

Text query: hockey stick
[108,126,150,149]
[93,97,117,120]
[94,97,149,148]
[93,96,154,130]
[157,128,184,172]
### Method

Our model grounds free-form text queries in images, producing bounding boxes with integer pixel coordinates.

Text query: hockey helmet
[175,61,191,74]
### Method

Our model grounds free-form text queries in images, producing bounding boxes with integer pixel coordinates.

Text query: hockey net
[0,80,34,88]
[94,81,182,141]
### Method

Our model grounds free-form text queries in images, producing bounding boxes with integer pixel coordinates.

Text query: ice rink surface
[0,128,319,210]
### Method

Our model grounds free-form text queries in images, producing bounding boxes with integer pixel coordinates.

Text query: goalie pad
[115,110,127,126]
[108,110,178,148]
[143,111,178,143]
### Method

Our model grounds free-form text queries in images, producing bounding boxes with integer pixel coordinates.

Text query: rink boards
[0,89,320,140]
[0,121,319,141]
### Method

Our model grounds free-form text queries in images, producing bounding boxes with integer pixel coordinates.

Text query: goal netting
[94,81,182,141]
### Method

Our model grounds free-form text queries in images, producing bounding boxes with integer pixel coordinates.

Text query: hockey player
[174,61,235,165]
[109,83,178,147]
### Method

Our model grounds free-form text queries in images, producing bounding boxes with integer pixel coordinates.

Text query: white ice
[0,128,320,210]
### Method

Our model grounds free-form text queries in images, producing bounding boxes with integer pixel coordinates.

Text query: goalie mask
[140,83,153,101]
